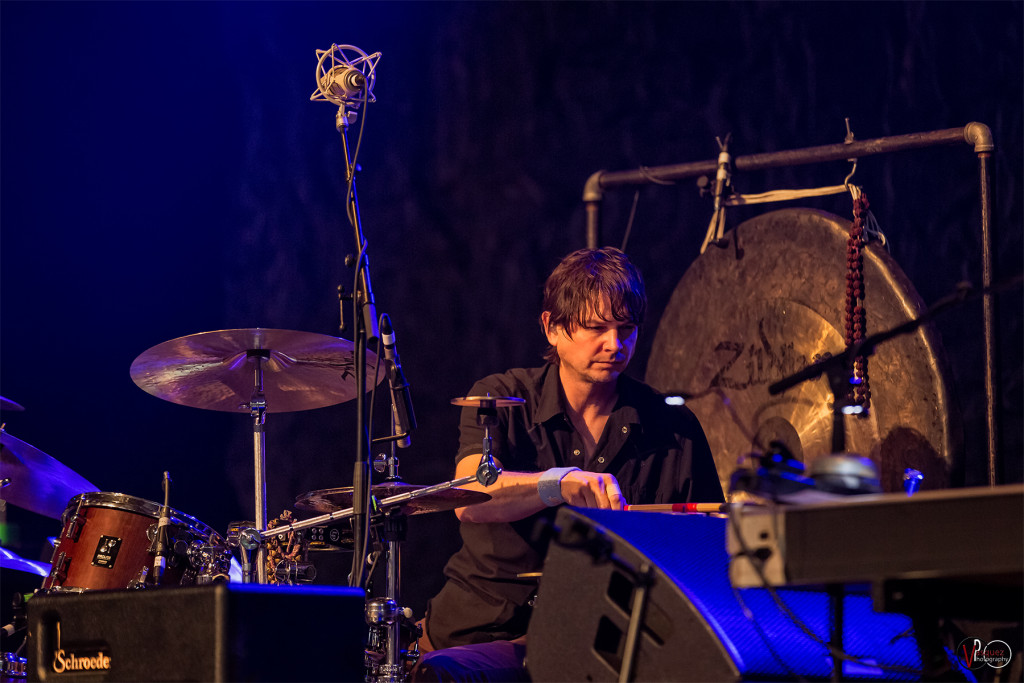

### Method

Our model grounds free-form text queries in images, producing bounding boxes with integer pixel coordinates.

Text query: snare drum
[42,492,215,591]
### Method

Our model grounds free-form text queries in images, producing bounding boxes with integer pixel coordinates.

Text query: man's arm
[453,455,626,523]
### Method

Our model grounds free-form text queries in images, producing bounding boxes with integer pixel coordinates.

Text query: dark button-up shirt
[425,364,723,648]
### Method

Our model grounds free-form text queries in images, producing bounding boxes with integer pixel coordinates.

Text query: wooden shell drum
[42,492,215,591]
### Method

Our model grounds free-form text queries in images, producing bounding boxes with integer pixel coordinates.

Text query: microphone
[381,315,416,447]
[320,63,366,101]
[310,44,381,107]
[151,471,172,586]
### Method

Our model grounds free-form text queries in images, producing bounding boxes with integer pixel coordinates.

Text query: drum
[42,492,216,591]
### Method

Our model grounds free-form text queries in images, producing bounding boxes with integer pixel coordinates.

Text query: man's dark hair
[540,247,647,364]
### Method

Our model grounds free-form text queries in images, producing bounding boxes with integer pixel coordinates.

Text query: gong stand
[334,97,380,591]
[582,122,1000,485]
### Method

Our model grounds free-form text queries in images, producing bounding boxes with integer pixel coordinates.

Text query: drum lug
[50,552,70,585]
[65,513,85,542]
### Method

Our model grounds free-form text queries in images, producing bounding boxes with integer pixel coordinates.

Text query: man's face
[544,295,638,385]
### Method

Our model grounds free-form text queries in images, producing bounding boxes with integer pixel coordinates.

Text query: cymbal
[646,208,959,495]
[0,396,25,412]
[0,547,49,577]
[295,483,491,516]
[130,328,383,413]
[0,429,98,519]
[451,395,526,408]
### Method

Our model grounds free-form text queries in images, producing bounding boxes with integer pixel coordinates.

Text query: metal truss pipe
[583,123,1000,486]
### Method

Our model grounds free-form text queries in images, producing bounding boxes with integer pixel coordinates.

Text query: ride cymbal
[130,328,383,413]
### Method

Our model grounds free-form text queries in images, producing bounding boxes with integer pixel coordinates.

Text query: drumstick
[622,503,728,513]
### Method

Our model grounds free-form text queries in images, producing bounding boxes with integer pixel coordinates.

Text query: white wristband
[538,467,581,507]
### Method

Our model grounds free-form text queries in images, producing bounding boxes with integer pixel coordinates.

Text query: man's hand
[559,470,625,510]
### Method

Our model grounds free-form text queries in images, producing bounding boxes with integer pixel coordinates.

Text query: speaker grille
[528,509,920,681]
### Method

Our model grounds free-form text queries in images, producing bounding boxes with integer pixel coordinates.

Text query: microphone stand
[335,99,380,591]
[379,435,406,683]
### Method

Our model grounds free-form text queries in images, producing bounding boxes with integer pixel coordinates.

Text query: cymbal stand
[244,477,484,550]
[239,473,486,581]
[365,506,408,683]
[247,349,270,584]
[369,425,410,682]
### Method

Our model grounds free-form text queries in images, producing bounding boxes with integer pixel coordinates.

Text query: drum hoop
[62,492,214,538]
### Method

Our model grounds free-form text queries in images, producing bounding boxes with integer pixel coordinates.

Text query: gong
[646,208,961,495]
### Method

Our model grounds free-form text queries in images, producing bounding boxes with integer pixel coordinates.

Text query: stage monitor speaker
[26,582,365,682]
[527,508,921,682]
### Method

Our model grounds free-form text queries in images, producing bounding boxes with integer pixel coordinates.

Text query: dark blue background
[2,1,1021,616]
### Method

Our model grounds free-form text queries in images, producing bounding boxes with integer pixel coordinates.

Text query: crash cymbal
[295,483,491,516]
[130,328,383,413]
[0,547,49,577]
[451,396,526,408]
[646,208,959,495]
[0,429,98,519]
[0,396,25,412]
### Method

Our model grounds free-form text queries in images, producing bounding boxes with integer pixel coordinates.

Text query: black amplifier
[26,583,365,682]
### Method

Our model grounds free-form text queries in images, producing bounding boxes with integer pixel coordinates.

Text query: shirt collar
[534,364,644,430]
[534,363,566,425]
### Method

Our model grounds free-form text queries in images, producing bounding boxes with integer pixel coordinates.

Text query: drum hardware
[186,538,234,584]
[364,499,410,683]
[1,651,26,679]
[273,560,317,584]
[295,483,491,516]
[451,395,527,486]
[370,396,524,681]
[2,553,44,679]
[306,522,353,550]
[278,453,500,681]
[224,478,488,680]
[130,327,383,584]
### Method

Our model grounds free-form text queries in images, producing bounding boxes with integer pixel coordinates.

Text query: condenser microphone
[310,44,381,107]
[320,64,367,101]
[151,471,172,586]
[381,315,416,447]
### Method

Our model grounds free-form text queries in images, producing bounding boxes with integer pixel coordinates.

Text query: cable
[726,504,921,675]
[344,85,371,231]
